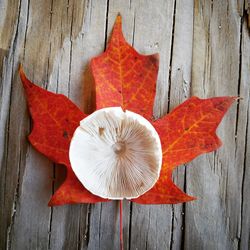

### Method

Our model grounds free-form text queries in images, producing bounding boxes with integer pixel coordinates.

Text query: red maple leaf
[20,15,237,206]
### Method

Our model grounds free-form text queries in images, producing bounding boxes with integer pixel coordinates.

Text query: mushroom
[69,107,162,199]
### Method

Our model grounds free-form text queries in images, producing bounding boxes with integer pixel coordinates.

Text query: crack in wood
[128,202,133,250]
[167,2,177,249]
[45,1,57,246]
[47,163,55,250]
[3,0,23,248]
[132,11,136,46]
[239,101,249,249]
[45,0,54,88]
[83,203,91,246]
[180,166,187,249]
[68,0,75,99]
[22,0,30,60]
[169,205,175,250]
[167,0,176,113]
[6,149,22,250]
[104,0,110,50]
[98,204,102,250]
[234,15,244,145]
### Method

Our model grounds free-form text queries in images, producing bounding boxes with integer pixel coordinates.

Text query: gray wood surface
[0,0,249,249]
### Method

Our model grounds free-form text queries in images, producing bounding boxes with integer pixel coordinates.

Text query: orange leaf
[91,14,159,120]
[20,66,108,205]
[20,15,237,206]
[132,96,237,204]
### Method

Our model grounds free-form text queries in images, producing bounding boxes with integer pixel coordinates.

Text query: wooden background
[0,0,249,249]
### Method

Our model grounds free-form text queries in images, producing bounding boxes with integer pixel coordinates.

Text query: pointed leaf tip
[115,13,122,23]
[20,70,87,166]
[132,169,197,205]
[19,65,34,90]
[108,13,125,47]
[91,14,159,120]
[18,63,22,72]
[19,64,26,84]
[152,96,237,168]
[19,64,25,78]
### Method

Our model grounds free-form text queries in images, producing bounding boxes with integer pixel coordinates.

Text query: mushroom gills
[69,107,162,199]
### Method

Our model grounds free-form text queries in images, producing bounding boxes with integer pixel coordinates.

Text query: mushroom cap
[69,107,162,199]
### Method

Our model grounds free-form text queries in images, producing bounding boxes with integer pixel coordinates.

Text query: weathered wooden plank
[239,17,250,250]
[8,0,65,248]
[186,1,248,249]
[167,1,194,249]
[0,0,38,249]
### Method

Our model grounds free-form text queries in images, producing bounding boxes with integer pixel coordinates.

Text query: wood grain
[0,0,249,249]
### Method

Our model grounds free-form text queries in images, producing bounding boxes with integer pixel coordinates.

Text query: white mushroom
[69,107,162,199]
